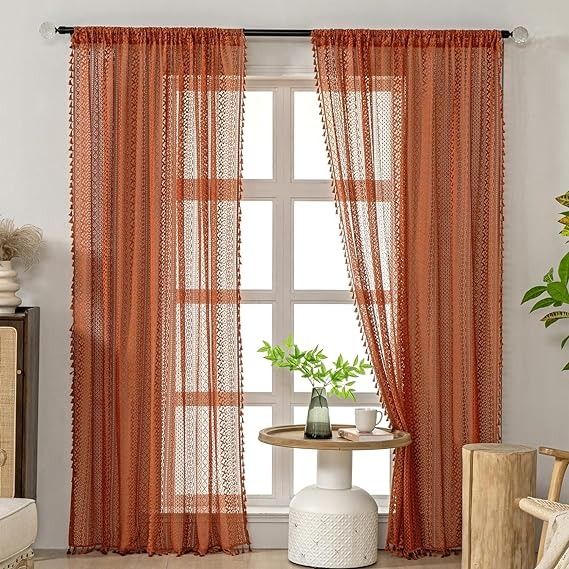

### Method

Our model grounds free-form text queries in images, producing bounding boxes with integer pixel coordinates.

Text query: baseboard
[248,509,388,549]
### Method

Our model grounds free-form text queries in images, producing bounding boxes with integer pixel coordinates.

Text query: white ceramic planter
[288,450,378,568]
[0,260,22,314]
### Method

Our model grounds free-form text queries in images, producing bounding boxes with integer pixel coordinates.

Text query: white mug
[355,407,384,433]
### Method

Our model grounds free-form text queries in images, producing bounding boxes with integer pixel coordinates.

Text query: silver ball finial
[39,21,57,40]
[511,26,529,45]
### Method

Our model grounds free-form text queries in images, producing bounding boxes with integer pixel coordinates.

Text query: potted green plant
[521,191,569,370]
[258,336,372,439]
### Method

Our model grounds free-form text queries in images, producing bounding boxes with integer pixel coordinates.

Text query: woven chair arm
[539,447,569,461]
[518,497,569,522]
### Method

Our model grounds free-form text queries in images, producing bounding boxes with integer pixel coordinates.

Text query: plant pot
[304,387,332,439]
[0,260,22,314]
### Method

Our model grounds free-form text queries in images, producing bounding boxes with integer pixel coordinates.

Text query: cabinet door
[0,326,18,497]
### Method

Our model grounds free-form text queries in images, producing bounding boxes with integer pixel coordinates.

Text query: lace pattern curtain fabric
[69,27,249,555]
[312,29,504,558]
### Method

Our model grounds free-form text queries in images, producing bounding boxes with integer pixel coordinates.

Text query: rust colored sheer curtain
[313,29,503,558]
[69,27,249,555]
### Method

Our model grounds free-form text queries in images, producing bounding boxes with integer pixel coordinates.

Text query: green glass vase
[304,387,332,439]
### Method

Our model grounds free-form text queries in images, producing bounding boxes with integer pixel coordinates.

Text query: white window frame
[243,78,390,508]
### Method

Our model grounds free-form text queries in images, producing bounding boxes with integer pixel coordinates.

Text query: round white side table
[259,424,411,569]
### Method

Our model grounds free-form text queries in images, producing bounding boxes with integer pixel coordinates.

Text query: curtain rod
[41,24,530,42]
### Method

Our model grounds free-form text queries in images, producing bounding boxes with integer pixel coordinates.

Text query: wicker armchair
[0,448,36,569]
[518,447,569,563]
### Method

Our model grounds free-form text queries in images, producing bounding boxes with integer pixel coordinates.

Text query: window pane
[293,304,376,393]
[244,406,273,495]
[347,201,392,290]
[293,91,330,180]
[293,406,390,496]
[174,406,243,499]
[322,91,392,181]
[241,201,272,289]
[294,201,350,290]
[242,304,272,392]
[370,91,393,181]
[182,90,243,180]
[243,91,273,179]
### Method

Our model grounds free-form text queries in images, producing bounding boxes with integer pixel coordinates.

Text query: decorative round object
[39,22,57,40]
[0,261,22,314]
[511,26,530,45]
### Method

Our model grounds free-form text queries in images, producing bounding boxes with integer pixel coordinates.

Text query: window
[241,80,391,507]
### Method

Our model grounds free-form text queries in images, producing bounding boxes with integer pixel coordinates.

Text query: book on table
[337,427,395,442]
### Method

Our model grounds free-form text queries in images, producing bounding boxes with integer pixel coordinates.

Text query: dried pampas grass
[0,218,44,270]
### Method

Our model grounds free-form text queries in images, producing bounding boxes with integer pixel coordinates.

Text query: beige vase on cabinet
[0,260,22,314]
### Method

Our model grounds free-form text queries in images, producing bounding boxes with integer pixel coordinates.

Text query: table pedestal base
[288,450,378,568]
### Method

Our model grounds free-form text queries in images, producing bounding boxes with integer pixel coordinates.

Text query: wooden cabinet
[0,307,39,498]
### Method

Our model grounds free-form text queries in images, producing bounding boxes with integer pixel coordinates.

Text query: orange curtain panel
[313,29,503,557]
[69,27,249,555]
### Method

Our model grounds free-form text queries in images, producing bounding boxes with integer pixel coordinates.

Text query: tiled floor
[35,550,461,568]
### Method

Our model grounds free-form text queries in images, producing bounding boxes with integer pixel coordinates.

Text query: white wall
[3,0,569,549]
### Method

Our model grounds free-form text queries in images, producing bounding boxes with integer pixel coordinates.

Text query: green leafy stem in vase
[521,191,569,371]
[258,336,372,400]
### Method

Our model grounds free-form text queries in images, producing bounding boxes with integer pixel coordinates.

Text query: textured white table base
[288,450,378,568]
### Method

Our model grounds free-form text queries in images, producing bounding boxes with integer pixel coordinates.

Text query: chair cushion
[0,499,37,562]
